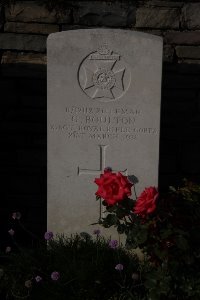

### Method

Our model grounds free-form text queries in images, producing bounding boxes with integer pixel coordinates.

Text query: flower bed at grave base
[1,173,200,300]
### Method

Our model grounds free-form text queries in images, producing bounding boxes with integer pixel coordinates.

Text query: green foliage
[1,180,200,300]
[99,180,200,299]
[0,234,141,300]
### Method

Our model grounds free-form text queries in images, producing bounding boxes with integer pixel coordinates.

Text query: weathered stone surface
[4,22,59,35]
[163,45,174,62]
[73,1,136,27]
[136,29,163,36]
[47,29,163,236]
[0,33,46,52]
[178,59,200,65]
[61,24,90,31]
[143,1,184,8]
[176,46,200,59]
[1,51,46,65]
[56,10,72,24]
[136,7,180,29]
[165,31,200,45]
[5,1,71,24]
[182,3,200,29]
[5,1,56,23]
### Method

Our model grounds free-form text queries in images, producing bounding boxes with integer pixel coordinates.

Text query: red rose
[134,187,158,217]
[94,169,133,206]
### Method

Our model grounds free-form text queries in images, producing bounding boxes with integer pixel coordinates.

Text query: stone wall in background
[0,0,200,238]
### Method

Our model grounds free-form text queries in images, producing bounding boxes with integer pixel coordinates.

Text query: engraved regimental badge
[78,45,131,102]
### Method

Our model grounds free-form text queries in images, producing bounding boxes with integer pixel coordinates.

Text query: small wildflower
[51,271,60,281]
[8,229,15,236]
[109,239,118,249]
[5,246,11,253]
[25,280,32,288]
[12,212,21,220]
[132,273,139,280]
[115,264,124,271]
[93,229,101,236]
[44,231,53,240]
[35,275,42,282]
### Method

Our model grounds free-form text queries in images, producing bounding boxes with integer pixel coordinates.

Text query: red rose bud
[104,167,112,173]
[94,170,133,206]
[134,186,158,217]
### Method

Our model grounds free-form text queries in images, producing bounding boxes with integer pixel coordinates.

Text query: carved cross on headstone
[78,145,128,219]
[47,29,163,237]
[78,145,128,176]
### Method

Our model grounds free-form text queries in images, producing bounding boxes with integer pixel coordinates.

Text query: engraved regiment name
[50,105,157,141]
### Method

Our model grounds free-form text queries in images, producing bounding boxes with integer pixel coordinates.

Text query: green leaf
[149,289,161,300]
[137,229,148,244]
[175,236,189,251]
[106,205,117,213]
[117,223,126,234]
[103,214,118,227]
[160,229,173,239]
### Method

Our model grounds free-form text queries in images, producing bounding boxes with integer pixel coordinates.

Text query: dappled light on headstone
[47,29,163,236]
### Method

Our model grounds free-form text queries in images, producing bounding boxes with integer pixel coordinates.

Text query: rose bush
[94,169,133,205]
[95,171,200,300]
[134,186,158,217]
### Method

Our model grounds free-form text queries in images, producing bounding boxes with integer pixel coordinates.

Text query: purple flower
[8,229,15,236]
[109,239,118,249]
[44,231,53,241]
[51,271,60,281]
[5,246,11,253]
[35,275,42,282]
[93,229,101,236]
[115,264,124,271]
[12,212,21,220]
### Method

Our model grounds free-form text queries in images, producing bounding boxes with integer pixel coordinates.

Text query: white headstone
[47,29,163,236]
